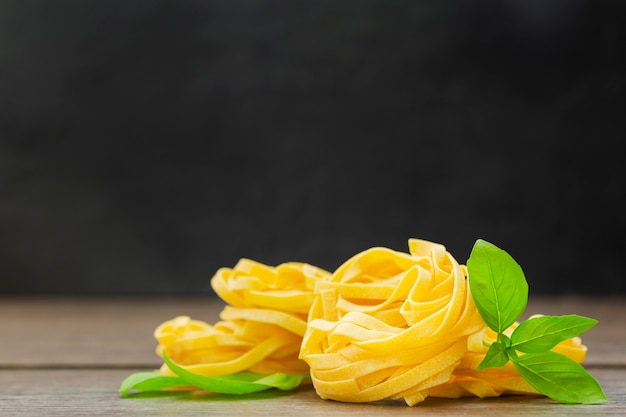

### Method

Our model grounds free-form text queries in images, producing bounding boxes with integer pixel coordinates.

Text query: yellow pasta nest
[154,259,330,376]
[299,239,487,405]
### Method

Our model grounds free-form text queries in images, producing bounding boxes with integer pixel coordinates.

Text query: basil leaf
[253,373,308,391]
[163,353,307,394]
[477,341,509,370]
[119,372,188,397]
[511,315,598,353]
[512,352,607,404]
[467,239,528,333]
[120,355,309,397]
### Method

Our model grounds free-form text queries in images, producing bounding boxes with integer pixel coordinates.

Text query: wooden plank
[0,368,623,417]
[1,296,625,367]
[0,297,223,367]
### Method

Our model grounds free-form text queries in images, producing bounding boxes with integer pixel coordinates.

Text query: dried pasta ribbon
[211,260,325,313]
[154,260,330,376]
[300,239,487,405]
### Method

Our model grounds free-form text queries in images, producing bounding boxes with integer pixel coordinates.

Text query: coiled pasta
[155,259,330,376]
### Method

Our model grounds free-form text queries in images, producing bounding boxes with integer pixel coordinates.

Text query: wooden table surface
[1,296,625,416]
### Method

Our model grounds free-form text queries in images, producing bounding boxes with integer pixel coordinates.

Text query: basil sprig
[467,239,607,404]
[120,352,308,397]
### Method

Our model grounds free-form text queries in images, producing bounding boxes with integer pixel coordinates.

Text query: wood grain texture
[1,296,625,415]
[2,296,624,367]
[0,369,624,417]
[0,297,222,367]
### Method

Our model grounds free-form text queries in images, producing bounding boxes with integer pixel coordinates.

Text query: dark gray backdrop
[1,1,624,295]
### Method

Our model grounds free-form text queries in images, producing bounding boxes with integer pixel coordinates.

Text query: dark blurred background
[1,0,624,296]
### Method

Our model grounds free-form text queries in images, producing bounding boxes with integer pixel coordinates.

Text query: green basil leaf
[477,341,509,370]
[253,373,308,391]
[512,352,607,404]
[511,315,598,353]
[467,239,528,333]
[163,352,308,394]
[119,372,188,397]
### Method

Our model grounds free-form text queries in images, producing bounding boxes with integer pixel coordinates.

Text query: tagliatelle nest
[154,260,330,376]
[299,239,486,405]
